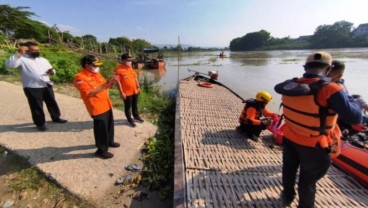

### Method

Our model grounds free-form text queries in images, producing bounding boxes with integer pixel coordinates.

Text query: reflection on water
[140,48,368,112]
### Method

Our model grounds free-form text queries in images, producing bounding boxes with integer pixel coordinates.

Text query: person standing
[274,52,362,207]
[5,41,67,131]
[328,60,368,130]
[114,53,144,127]
[74,55,120,159]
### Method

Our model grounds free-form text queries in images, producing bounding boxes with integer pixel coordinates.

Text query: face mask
[125,61,132,66]
[30,52,40,58]
[90,66,100,73]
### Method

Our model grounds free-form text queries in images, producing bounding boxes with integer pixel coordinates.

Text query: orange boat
[143,48,166,69]
[332,137,368,185]
[267,116,368,185]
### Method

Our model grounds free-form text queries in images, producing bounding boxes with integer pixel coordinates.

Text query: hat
[305,51,332,66]
[121,53,133,60]
[83,55,103,66]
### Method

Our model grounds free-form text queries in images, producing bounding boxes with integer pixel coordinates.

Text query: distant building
[353,23,368,36]
[291,35,312,44]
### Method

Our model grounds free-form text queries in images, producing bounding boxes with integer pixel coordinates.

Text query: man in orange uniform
[74,55,120,159]
[114,53,144,127]
[274,52,362,207]
[237,91,275,142]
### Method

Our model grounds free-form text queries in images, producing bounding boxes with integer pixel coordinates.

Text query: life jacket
[239,99,264,124]
[274,78,338,137]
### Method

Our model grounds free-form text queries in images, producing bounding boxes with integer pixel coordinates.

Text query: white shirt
[5,53,55,88]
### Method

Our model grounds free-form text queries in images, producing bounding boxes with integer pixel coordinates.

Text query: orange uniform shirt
[114,64,139,96]
[74,69,112,116]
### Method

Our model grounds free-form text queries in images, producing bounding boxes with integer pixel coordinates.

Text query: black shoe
[53,118,68,123]
[109,142,120,148]
[37,124,47,131]
[95,150,114,159]
[134,116,144,123]
[127,119,136,127]
[249,135,259,142]
[281,192,294,207]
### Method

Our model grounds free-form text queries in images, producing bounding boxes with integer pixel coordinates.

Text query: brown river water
[138,48,368,112]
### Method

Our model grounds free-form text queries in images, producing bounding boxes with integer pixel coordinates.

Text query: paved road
[0,81,157,205]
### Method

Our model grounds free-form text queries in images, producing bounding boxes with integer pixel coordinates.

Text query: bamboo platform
[174,75,368,208]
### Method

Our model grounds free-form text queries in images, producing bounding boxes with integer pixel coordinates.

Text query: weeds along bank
[0,45,175,200]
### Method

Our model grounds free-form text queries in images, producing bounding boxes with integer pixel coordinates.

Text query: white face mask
[125,61,132,66]
[90,66,100,73]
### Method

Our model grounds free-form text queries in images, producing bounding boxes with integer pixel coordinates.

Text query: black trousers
[92,109,115,152]
[238,123,265,137]
[23,85,61,127]
[282,137,331,208]
[123,93,139,120]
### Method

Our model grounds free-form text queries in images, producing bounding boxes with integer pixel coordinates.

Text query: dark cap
[121,53,133,60]
[81,55,103,67]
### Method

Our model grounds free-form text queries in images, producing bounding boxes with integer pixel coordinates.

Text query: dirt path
[0,81,169,207]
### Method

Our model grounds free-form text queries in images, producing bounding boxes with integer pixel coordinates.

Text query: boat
[132,61,145,70]
[132,53,145,69]
[142,48,166,69]
[219,51,226,58]
[332,131,368,185]
[173,72,368,207]
[267,116,368,185]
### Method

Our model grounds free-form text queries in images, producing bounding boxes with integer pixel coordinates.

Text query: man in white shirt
[5,42,67,131]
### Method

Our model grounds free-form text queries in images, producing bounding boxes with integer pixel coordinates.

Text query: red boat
[332,134,368,185]
[142,48,166,69]
[145,59,165,69]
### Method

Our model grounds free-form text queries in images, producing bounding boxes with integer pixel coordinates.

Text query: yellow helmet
[256,91,272,103]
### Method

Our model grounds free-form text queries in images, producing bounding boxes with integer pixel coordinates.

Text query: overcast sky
[2,0,368,47]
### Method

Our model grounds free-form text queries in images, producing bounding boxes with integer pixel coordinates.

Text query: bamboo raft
[174,75,368,208]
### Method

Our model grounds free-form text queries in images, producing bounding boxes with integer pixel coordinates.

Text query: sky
[2,0,368,47]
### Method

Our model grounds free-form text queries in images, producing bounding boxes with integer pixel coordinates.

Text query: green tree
[132,38,152,52]
[0,5,36,38]
[310,21,354,48]
[230,30,271,51]
[108,36,132,52]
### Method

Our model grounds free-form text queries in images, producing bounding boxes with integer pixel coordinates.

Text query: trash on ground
[125,164,142,172]
[1,199,15,208]
[115,174,133,185]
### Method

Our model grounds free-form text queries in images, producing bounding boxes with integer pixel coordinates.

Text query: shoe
[281,192,294,207]
[236,126,244,133]
[127,119,136,127]
[95,150,114,159]
[249,135,259,142]
[134,116,144,123]
[37,124,47,131]
[109,142,120,148]
[52,118,68,123]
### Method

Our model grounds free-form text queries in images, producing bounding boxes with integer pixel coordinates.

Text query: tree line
[0,4,153,54]
[229,21,368,51]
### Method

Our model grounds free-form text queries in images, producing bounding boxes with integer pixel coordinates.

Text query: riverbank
[0,80,172,208]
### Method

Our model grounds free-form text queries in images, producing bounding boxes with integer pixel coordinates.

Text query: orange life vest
[282,95,338,137]
[278,78,338,137]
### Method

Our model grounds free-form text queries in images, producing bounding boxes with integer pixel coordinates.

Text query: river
[138,48,368,112]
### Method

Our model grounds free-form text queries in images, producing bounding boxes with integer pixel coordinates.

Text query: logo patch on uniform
[75,79,82,84]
